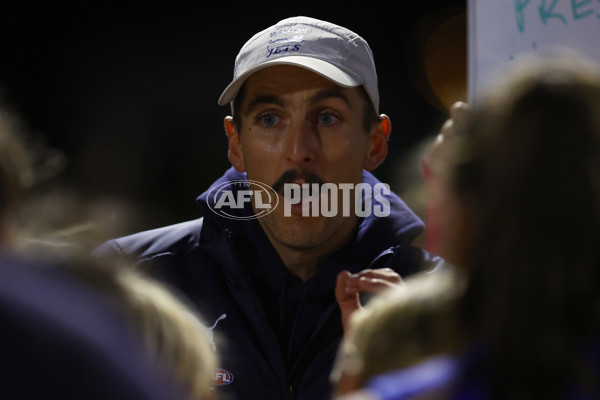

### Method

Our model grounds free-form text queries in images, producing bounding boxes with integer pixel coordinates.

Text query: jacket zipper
[223,230,290,399]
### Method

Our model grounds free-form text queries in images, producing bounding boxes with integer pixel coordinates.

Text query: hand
[442,101,469,136]
[425,101,469,174]
[335,268,403,332]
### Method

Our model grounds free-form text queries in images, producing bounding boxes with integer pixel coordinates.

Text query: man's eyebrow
[308,89,350,106]
[245,94,285,113]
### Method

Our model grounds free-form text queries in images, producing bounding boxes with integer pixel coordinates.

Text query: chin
[263,213,334,249]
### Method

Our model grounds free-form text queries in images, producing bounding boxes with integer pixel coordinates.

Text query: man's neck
[277,250,324,282]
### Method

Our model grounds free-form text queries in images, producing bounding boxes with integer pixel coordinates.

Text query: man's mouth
[283,184,321,211]
[271,170,325,194]
[272,170,325,215]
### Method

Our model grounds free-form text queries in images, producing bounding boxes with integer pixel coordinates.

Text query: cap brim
[218,56,362,106]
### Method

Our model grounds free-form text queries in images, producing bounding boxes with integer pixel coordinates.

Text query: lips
[271,170,325,194]
[283,187,321,216]
[283,183,320,202]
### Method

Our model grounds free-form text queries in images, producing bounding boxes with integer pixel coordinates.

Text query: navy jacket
[96,167,443,400]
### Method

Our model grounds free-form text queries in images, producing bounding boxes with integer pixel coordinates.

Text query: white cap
[218,16,380,113]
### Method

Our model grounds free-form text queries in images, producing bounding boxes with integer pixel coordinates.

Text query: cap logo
[266,36,304,58]
[269,26,308,38]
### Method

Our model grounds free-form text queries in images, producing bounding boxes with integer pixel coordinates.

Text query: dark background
[0,1,466,237]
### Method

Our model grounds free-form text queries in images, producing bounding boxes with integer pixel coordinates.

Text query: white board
[468,0,600,101]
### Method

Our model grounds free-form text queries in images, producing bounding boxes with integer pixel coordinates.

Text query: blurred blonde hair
[332,268,465,390]
[0,97,217,399]
[112,267,218,400]
[0,107,33,241]
[19,237,218,400]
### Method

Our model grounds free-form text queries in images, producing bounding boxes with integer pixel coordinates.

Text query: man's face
[226,65,388,255]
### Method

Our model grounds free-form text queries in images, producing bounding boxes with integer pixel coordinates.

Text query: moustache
[271,170,325,193]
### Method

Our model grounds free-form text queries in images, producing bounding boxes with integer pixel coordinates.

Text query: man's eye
[259,114,278,127]
[318,112,338,125]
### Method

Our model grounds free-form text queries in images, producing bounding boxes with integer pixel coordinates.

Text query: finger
[440,119,454,137]
[335,270,351,301]
[335,271,362,332]
[424,130,447,166]
[354,267,396,277]
[449,101,468,117]
[336,271,360,295]
[355,268,403,285]
[336,271,361,303]
[448,101,469,135]
[356,276,402,294]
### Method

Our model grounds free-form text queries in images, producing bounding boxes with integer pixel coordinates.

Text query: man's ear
[364,114,391,171]
[224,116,245,172]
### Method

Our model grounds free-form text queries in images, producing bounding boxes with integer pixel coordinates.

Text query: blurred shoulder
[94,218,204,261]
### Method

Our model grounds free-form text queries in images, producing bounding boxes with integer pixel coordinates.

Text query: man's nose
[285,121,318,166]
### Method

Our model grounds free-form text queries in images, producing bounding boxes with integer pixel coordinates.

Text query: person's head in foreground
[70,262,220,400]
[333,50,600,399]
[331,268,464,397]
[25,240,220,400]
[442,51,600,398]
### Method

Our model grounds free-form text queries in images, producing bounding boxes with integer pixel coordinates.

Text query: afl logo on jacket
[213,368,234,386]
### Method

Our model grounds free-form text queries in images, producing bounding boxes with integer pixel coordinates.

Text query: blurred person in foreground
[28,243,220,400]
[331,51,600,399]
[331,267,464,399]
[0,106,215,399]
[95,16,445,400]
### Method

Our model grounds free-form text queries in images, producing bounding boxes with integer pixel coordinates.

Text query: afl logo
[213,368,234,386]
[207,180,279,220]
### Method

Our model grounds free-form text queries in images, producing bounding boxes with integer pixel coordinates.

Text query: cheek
[322,137,369,173]
[428,180,468,265]
[241,145,281,183]
[241,131,285,160]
